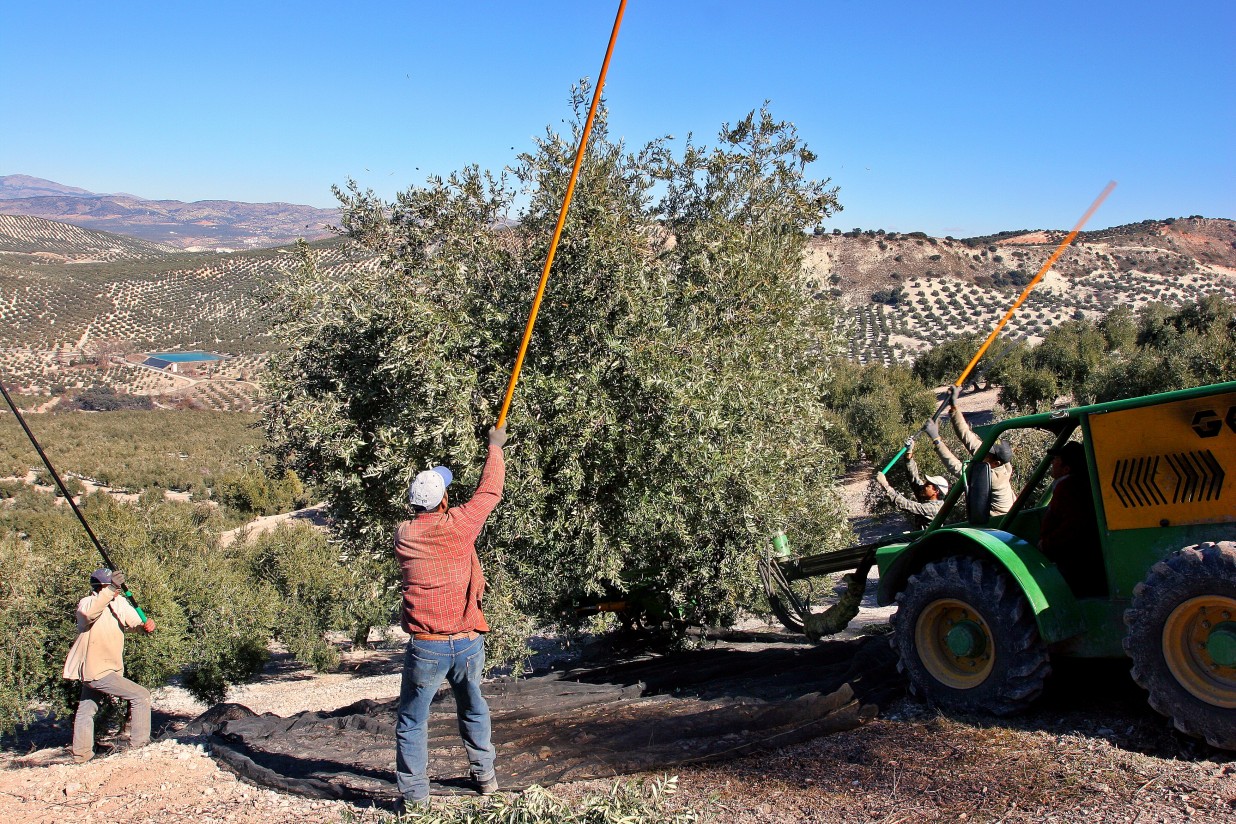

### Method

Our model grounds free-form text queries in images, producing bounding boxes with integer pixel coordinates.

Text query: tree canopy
[263,98,849,658]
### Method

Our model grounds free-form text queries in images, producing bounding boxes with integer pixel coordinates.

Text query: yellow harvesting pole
[495,0,628,429]
[951,180,1117,391]
[880,180,1116,475]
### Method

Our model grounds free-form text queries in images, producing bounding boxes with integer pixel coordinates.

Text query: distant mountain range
[0,175,338,251]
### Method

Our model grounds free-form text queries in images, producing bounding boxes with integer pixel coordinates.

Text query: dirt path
[217,503,329,547]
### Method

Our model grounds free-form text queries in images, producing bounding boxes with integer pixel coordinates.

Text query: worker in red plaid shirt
[393,424,507,809]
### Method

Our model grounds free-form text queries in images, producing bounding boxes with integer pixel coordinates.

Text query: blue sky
[2,1,1232,236]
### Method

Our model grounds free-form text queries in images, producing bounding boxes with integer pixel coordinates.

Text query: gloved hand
[948,385,961,407]
[488,425,508,448]
[143,618,156,633]
[924,419,940,441]
[876,472,892,490]
[109,570,126,591]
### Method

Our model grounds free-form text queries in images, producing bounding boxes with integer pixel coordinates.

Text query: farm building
[142,351,223,373]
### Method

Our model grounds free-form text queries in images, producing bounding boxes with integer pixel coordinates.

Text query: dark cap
[989,439,1013,465]
[90,568,114,587]
[1048,440,1086,469]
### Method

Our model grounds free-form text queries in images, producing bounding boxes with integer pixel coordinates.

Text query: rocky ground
[5,624,1234,823]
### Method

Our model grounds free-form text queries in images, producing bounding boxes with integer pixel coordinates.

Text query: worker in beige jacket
[926,386,1015,518]
[63,568,155,763]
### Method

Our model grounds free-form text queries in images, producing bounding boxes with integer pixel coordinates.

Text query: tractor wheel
[1123,541,1236,750]
[891,555,1050,716]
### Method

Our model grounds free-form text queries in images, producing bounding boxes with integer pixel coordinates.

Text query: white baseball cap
[925,475,950,495]
[408,466,453,510]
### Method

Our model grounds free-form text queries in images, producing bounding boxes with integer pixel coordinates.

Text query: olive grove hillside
[2,208,1232,408]
[264,102,852,665]
[830,216,1236,365]
[914,295,1236,413]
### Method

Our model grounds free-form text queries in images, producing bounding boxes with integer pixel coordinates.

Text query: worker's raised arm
[78,587,118,624]
[450,427,507,534]
[944,402,983,454]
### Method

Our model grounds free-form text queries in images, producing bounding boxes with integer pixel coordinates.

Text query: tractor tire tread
[1123,541,1236,751]
[891,555,1050,717]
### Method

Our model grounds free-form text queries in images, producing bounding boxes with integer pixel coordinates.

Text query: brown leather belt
[413,630,480,641]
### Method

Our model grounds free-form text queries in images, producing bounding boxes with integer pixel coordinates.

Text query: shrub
[63,386,153,412]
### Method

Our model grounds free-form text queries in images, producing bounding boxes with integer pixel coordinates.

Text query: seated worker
[1038,441,1106,596]
[876,442,950,529]
[925,385,1014,517]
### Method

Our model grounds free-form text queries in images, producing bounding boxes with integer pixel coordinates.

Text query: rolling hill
[0,211,1231,408]
[0,175,337,250]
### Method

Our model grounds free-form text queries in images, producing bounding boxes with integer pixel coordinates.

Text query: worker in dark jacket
[1039,441,1106,595]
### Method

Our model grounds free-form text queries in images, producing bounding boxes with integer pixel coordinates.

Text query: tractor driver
[1038,441,1105,596]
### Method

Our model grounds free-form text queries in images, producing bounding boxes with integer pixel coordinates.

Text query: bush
[63,386,153,412]
[213,465,307,515]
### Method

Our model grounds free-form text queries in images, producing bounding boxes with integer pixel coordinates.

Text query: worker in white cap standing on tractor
[393,424,507,809]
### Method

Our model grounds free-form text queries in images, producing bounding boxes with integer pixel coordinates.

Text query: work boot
[475,771,499,795]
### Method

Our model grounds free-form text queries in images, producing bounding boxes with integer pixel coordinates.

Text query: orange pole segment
[952,180,1116,390]
[496,0,628,429]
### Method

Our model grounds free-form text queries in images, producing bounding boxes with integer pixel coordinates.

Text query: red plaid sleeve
[394,446,505,635]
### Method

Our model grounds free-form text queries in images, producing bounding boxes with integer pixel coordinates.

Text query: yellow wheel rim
[915,598,995,689]
[1162,595,1236,709]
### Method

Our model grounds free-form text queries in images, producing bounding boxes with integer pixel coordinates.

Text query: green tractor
[764,380,1236,748]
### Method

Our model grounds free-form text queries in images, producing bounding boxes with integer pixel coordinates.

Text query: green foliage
[63,385,154,412]
[213,465,307,515]
[265,97,847,660]
[823,361,937,465]
[871,286,908,306]
[387,775,699,824]
[0,410,262,491]
[242,524,357,669]
[0,494,267,726]
[0,490,376,731]
[988,296,1235,410]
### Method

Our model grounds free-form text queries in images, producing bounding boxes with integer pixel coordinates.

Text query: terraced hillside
[0,217,374,409]
[811,217,1236,364]
[0,213,1231,400]
[0,213,176,259]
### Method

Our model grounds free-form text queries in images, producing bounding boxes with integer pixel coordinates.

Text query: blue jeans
[394,634,495,800]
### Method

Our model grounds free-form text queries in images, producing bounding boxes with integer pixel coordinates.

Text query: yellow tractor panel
[1089,392,1236,530]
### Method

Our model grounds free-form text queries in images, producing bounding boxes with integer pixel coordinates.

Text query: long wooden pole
[880,180,1116,475]
[951,180,1116,392]
[496,0,628,429]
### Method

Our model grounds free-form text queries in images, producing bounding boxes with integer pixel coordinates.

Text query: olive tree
[263,97,849,658]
